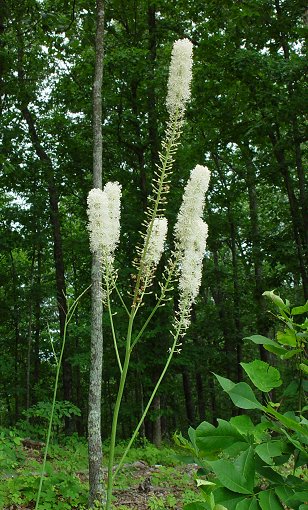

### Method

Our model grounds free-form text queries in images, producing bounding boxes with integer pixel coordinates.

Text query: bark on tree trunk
[88,0,105,506]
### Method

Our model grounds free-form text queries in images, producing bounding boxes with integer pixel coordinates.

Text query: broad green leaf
[228,383,264,410]
[184,503,209,510]
[258,490,284,510]
[244,335,278,347]
[276,330,297,347]
[213,373,236,392]
[230,415,255,435]
[255,457,285,484]
[274,485,296,504]
[196,419,247,452]
[214,488,246,510]
[208,459,252,494]
[234,447,255,492]
[292,302,308,315]
[255,440,284,465]
[241,360,282,392]
[264,344,288,356]
[287,491,308,504]
[214,374,264,410]
[214,506,228,510]
[235,497,260,509]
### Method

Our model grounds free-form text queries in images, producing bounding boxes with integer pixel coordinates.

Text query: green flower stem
[133,111,181,306]
[106,266,122,373]
[114,282,130,317]
[113,312,186,480]
[105,310,135,510]
[131,259,177,350]
[35,286,90,509]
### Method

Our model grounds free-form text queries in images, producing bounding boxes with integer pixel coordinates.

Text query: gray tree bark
[88,0,105,507]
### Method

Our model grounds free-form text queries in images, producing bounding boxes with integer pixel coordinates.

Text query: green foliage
[176,292,308,510]
[23,400,81,431]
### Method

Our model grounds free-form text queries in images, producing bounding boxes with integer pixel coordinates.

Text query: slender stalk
[35,287,90,509]
[131,259,177,350]
[106,266,122,373]
[105,311,135,510]
[114,282,130,317]
[114,310,186,479]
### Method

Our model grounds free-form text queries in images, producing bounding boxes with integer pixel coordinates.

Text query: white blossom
[166,38,193,116]
[87,182,122,260]
[144,217,168,269]
[174,165,210,251]
[103,181,122,254]
[178,219,208,303]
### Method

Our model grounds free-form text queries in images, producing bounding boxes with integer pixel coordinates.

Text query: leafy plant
[175,291,308,510]
[23,400,81,431]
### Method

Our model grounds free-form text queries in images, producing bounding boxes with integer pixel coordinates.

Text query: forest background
[0,0,307,445]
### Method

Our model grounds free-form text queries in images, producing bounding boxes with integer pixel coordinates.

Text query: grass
[0,427,197,509]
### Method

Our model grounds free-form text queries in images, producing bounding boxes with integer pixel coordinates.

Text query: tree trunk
[88,0,105,506]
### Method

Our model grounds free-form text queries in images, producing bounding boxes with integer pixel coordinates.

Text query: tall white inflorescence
[174,165,210,252]
[174,165,210,315]
[144,217,168,270]
[178,218,208,303]
[166,38,193,116]
[87,182,122,262]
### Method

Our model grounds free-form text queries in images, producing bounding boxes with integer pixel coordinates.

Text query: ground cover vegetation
[0,0,307,508]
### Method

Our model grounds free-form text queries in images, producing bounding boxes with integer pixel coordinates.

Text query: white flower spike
[166,38,193,116]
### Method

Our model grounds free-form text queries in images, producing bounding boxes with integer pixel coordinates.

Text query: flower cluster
[144,217,168,270]
[166,38,193,117]
[174,165,210,332]
[87,182,122,264]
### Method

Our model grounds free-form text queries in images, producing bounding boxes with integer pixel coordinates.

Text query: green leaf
[184,503,209,510]
[208,458,252,494]
[213,373,235,392]
[234,447,255,492]
[258,490,284,510]
[291,302,308,315]
[214,374,264,410]
[196,419,247,453]
[214,488,246,510]
[235,497,260,509]
[241,360,282,392]
[230,415,255,435]
[274,485,296,505]
[255,440,284,465]
[244,335,278,347]
[276,330,297,347]
[228,383,264,410]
